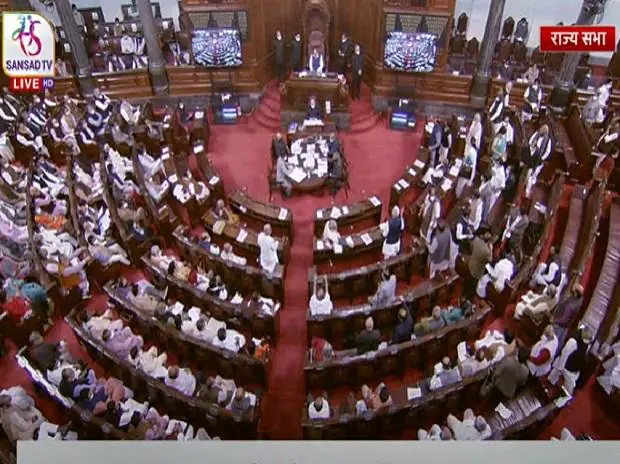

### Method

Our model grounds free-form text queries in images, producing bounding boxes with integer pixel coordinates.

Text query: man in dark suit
[392,307,413,344]
[351,44,364,100]
[327,132,341,154]
[355,316,381,354]
[307,96,322,120]
[291,32,302,72]
[272,132,289,161]
[273,30,285,84]
[482,347,530,400]
[326,151,344,195]
[337,33,352,74]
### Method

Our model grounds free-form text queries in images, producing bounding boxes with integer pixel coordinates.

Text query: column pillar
[136,0,169,96]
[470,0,506,108]
[55,0,95,96]
[548,0,608,112]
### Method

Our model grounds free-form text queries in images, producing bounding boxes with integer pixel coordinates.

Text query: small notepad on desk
[278,208,288,221]
[360,233,372,246]
[495,402,513,420]
[345,236,355,248]
[316,240,324,251]
[414,159,426,169]
[333,244,343,254]
[316,210,323,219]
[407,387,422,401]
[209,176,220,186]
[369,196,381,207]
[330,207,341,219]
[236,229,248,243]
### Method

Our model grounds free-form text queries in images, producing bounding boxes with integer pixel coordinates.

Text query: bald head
[168,365,180,379]
[365,317,374,330]
[263,224,272,235]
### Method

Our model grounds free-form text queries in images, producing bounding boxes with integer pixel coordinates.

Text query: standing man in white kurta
[257,224,279,273]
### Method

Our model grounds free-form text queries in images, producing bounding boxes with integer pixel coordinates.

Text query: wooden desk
[281,73,348,113]
[314,197,382,237]
[312,225,383,266]
[229,190,293,241]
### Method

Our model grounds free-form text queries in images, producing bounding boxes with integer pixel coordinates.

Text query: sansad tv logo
[2,12,56,93]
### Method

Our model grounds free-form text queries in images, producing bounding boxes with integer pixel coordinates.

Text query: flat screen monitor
[192,28,242,68]
[384,31,438,73]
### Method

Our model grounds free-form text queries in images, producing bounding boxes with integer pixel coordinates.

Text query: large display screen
[192,28,242,68]
[384,31,438,73]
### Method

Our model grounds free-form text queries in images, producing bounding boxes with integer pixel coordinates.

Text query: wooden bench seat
[314,196,382,237]
[104,282,268,387]
[93,70,154,100]
[65,312,260,439]
[229,189,293,241]
[307,273,460,348]
[305,303,491,390]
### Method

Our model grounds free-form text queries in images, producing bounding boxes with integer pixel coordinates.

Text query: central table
[280,73,349,113]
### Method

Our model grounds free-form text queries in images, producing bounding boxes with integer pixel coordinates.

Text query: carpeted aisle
[207,84,421,438]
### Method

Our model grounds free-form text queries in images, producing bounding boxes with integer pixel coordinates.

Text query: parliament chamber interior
[1,0,620,455]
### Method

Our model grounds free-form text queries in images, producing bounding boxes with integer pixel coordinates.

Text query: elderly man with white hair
[513,284,558,321]
[446,409,491,440]
[381,205,405,259]
[257,224,279,273]
[528,325,559,377]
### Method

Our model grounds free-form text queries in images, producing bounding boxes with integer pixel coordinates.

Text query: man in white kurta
[257,224,279,273]
[548,327,593,395]
[476,254,515,298]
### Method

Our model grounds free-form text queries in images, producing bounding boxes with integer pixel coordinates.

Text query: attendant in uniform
[521,80,542,124]
[528,325,559,377]
[291,33,302,72]
[257,224,279,274]
[273,30,285,84]
[351,45,364,101]
[438,120,452,165]
[548,327,593,395]
[308,48,324,74]
[338,33,352,74]
[381,206,405,260]
[307,97,322,120]
[428,220,452,279]
[419,187,441,244]
[488,89,505,126]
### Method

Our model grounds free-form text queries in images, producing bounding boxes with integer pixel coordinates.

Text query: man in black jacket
[273,30,285,83]
[355,316,381,354]
[392,307,413,344]
[338,33,352,74]
[351,44,364,100]
[291,32,302,72]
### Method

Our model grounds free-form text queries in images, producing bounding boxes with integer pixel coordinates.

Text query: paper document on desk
[454,158,463,169]
[534,202,547,215]
[278,208,288,221]
[342,206,349,215]
[212,220,226,235]
[236,229,248,243]
[407,387,422,401]
[397,179,410,189]
[238,204,248,214]
[334,244,343,254]
[414,159,426,169]
[345,236,355,248]
[330,207,341,219]
[316,239,324,251]
[209,176,220,186]
[360,233,372,246]
[441,179,453,191]
[448,166,460,177]
[195,111,204,119]
[369,196,381,207]
[288,155,299,166]
[495,402,513,420]
[457,341,468,363]
[408,168,416,177]
[316,209,323,219]
[288,167,307,183]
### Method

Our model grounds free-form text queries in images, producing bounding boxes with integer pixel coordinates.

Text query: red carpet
[2,83,619,440]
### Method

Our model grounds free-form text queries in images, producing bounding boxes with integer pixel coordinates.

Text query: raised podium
[280,72,349,113]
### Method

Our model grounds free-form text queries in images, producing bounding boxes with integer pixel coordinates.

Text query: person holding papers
[275,154,293,198]
[476,250,516,299]
[382,205,405,260]
[306,96,322,120]
[257,224,279,274]
[308,48,324,73]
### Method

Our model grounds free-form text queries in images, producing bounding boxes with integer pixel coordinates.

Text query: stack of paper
[495,402,513,420]
[369,196,381,207]
[236,229,248,243]
[360,233,372,246]
[441,179,453,191]
[330,207,341,219]
[289,167,307,183]
[278,208,288,221]
[407,387,422,401]
[316,210,324,219]
[334,244,343,254]
[448,166,460,177]
[316,240,325,251]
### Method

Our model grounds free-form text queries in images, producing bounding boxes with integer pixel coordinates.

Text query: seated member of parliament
[308,48,325,74]
[307,97,322,120]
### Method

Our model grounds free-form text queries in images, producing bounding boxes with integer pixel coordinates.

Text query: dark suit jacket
[307,105,322,120]
[356,329,381,354]
[291,40,302,67]
[273,139,288,159]
[392,311,413,344]
[492,357,529,398]
[352,53,364,76]
[274,39,285,65]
